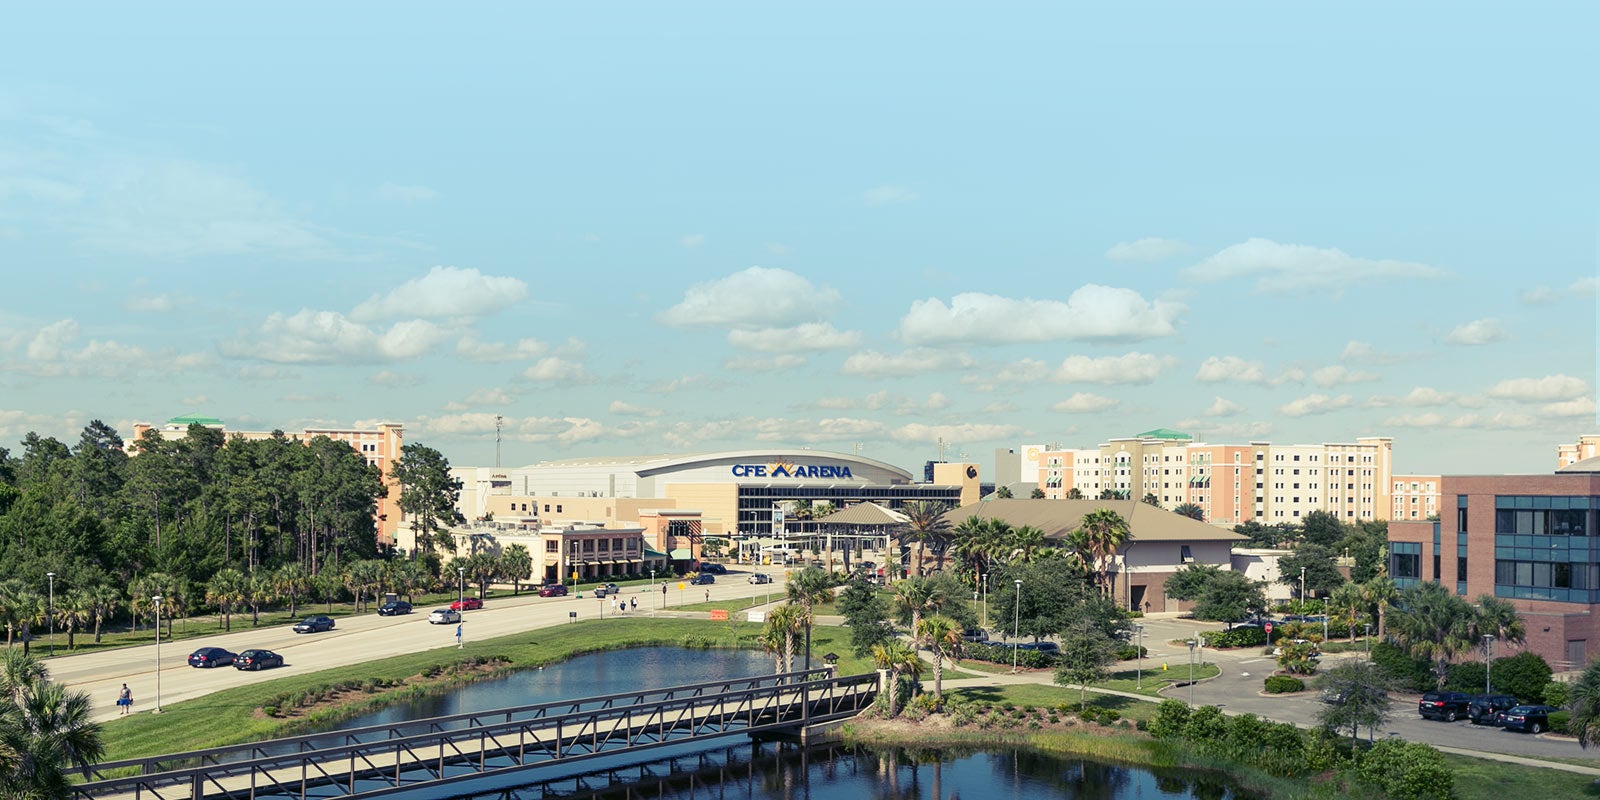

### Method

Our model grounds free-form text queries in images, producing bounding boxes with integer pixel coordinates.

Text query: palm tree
[1077,508,1130,597]
[271,564,310,618]
[892,578,939,639]
[1172,502,1205,522]
[1362,574,1399,640]
[1569,657,1600,749]
[1009,525,1050,564]
[764,603,808,674]
[0,579,27,648]
[244,573,276,626]
[1330,582,1364,643]
[87,583,121,644]
[1141,493,1161,508]
[1390,581,1478,687]
[1065,487,1084,500]
[388,559,431,604]
[0,651,105,798]
[994,486,1014,499]
[915,614,961,701]
[204,569,247,632]
[56,589,93,652]
[500,544,533,594]
[899,501,949,578]
[1470,595,1526,647]
[785,569,834,667]
[869,638,922,717]
[1030,488,1045,499]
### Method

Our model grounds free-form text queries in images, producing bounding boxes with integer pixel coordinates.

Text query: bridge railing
[74,669,877,800]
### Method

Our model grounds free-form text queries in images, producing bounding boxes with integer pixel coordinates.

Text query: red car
[450,596,483,611]
[538,584,568,597]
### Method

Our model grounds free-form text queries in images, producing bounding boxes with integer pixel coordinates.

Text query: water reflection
[441,743,1256,800]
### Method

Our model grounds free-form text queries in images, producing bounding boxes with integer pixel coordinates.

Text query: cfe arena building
[451,449,982,576]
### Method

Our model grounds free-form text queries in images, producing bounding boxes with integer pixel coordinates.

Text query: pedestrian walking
[630,596,637,611]
[704,589,710,603]
[117,683,132,715]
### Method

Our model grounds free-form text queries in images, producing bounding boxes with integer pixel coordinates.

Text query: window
[545,540,558,552]
[1457,555,1467,582]
[1393,549,1421,579]
[1180,545,1194,563]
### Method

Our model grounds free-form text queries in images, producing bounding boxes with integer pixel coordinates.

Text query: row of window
[1494,508,1588,536]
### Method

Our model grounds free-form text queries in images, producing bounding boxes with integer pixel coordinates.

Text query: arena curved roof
[526,449,915,480]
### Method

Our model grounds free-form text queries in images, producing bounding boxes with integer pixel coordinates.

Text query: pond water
[328,646,774,731]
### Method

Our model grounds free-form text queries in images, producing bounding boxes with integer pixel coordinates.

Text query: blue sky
[1,3,1594,476]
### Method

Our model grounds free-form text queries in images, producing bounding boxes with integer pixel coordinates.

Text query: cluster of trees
[897,502,1131,595]
[0,422,464,644]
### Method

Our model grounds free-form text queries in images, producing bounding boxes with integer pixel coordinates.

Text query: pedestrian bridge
[73,667,877,800]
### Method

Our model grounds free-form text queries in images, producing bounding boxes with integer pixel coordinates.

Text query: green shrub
[1492,651,1553,702]
[1115,644,1149,660]
[1549,710,1571,734]
[1201,627,1268,648]
[1182,705,1227,742]
[1263,675,1305,694]
[262,705,280,717]
[1147,699,1190,738]
[1371,641,1433,691]
[1355,739,1453,800]
[1543,681,1571,707]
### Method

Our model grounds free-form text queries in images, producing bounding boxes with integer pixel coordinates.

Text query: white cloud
[1542,397,1596,418]
[679,233,705,248]
[1203,397,1243,417]
[661,416,888,448]
[1311,365,1380,387]
[455,335,549,362]
[1056,352,1176,384]
[890,422,1024,444]
[609,401,665,418]
[897,285,1183,346]
[840,348,976,377]
[414,413,650,447]
[1486,374,1588,402]
[351,266,528,323]
[925,392,952,411]
[369,370,422,387]
[1518,286,1560,305]
[724,354,806,372]
[1572,277,1598,297]
[657,267,841,330]
[181,395,209,406]
[1367,387,1460,408]
[223,311,448,364]
[1443,318,1507,346]
[1173,419,1273,440]
[1052,392,1120,413]
[1105,237,1192,262]
[863,185,918,206]
[982,401,1018,414]
[1185,238,1448,294]
[1279,393,1354,417]
[26,319,78,360]
[281,392,340,403]
[1195,355,1266,384]
[727,322,862,353]
[375,182,437,203]
[520,357,594,383]
[1339,341,1412,366]
[460,388,515,406]
[1387,411,1539,430]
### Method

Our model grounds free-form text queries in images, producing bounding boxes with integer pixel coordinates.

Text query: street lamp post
[457,566,465,648]
[1187,639,1197,704]
[1299,567,1307,612]
[1483,635,1494,694]
[1364,623,1373,660]
[46,572,55,657]
[1011,579,1022,674]
[981,572,989,629]
[1135,624,1145,690]
[152,595,164,713]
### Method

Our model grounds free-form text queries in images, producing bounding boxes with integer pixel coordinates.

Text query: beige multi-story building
[1557,435,1600,468]
[1030,429,1421,526]
[130,414,405,544]
[1391,474,1443,521]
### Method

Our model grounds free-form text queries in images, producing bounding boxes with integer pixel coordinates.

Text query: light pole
[1483,635,1494,694]
[982,572,989,629]
[457,566,465,648]
[1299,567,1307,612]
[1135,623,1145,690]
[152,595,164,713]
[46,572,55,657]
[1011,579,1022,674]
[1364,623,1373,660]
[1187,638,1197,704]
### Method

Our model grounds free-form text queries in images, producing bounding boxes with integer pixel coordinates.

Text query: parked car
[592,583,621,597]
[748,573,772,585]
[699,563,727,575]
[293,615,336,633]
[187,647,236,668]
[1418,691,1474,721]
[538,584,569,597]
[450,596,483,611]
[428,608,462,624]
[858,561,877,571]
[377,600,413,616]
[1018,642,1060,655]
[1500,705,1558,733]
[689,573,716,585]
[961,628,989,642]
[234,649,284,671]
[1468,694,1520,726]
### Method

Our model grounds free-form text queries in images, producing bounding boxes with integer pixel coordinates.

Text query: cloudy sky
[1,4,1594,476]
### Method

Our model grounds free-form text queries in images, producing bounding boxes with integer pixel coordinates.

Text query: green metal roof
[167,414,224,426]
[669,548,693,560]
[1135,428,1192,440]
[643,548,670,559]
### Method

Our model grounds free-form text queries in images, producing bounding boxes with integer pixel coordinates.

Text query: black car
[689,573,715,585]
[234,649,284,671]
[699,563,727,575]
[187,647,236,668]
[1500,704,1557,733]
[377,600,413,616]
[1468,694,1520,725]
[293,615,336,633]
[1418,691,1473,721]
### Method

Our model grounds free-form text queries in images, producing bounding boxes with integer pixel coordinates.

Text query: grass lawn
[1445,752,1600,799]
[944,683,1157,722]
[1094,663,1221,697]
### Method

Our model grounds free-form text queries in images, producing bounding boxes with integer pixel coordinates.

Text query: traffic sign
[1264,622,1273,634]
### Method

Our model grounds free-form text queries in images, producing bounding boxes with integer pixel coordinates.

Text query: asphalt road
[53,568,790,724]
[1133,616,1598,762]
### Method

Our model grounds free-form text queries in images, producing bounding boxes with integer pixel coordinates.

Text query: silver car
[428,608,461,625]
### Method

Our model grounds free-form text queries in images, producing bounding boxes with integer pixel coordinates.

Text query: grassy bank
[99,617,764,761]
